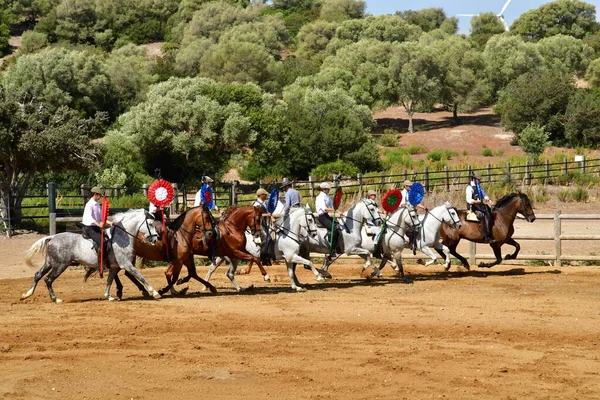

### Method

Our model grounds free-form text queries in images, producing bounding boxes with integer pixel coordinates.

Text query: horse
[440,193,536,270]
[372,202,462,279]
[127,205,220,297]
[21,209,158,303]
[164,205,264,294]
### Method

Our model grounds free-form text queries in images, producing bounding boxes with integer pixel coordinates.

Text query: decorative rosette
[148,179,174,207]
[408,182,425,206]
[382,189,402,213]
[267,188,279,214]
[333,187,343,210]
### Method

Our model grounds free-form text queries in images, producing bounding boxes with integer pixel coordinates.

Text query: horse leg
[434,244,451,271]
[43,264,70,303]
[393,251,412,283]
[448,244,470,271]
[420,246,438,267]
[160,262,183,296]
[203,257,223,290]
[119,261,160,299]
[104,267,120,301]
[227,259,254,292]
[504,238,520,260]
[124,270,151,298]
[21,262,53,300]
[237,259,252,275]
[286,254,317,291]
[179,259,217,294]
[479,244,503,269]
[252,258,271,282]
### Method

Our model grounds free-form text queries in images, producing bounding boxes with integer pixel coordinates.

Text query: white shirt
[193,190,202,207]
[315,191,332,215]
[82,197,101,226]
[466,181,489,205]
[400,188,409,207]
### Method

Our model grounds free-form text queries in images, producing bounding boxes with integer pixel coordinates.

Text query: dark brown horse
[163,205,263,294]
[440,193,536,270]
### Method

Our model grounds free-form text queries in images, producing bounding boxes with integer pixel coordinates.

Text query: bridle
[339,200,383,230]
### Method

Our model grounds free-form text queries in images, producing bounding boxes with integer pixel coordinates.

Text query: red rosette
[148,179,174,207]
[333,187,343,210]
[382,189,402,213]
[204,189,212,204]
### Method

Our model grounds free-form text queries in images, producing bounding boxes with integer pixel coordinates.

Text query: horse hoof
[294,287,306,292]
[317,275,324,282]
[264,275,271,283]
[55,298,63,303]
[208,287,217,295]
[108,296,117,302]
[176,279,184,285]
[152,291,161,299]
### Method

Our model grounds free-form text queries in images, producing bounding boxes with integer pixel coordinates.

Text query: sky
[365,0,600,34]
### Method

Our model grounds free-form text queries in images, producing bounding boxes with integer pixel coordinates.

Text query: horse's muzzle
[528,216,536,223]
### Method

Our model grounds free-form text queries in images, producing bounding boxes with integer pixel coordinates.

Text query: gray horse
[22,209,159,303]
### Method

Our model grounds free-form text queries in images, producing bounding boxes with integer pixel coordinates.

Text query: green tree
[396,8,455,33]
[0,20,9,57]
[218,15,290,58]
[296,20,338,61]
[495,69,573,143]
[19,30,48,54]
[518,123,550,162]
[469,12,505,49]
[281,86,374,177]
[585,58,600,88]
[564,89,600,147]
[429,35,490,120]
[174,37,214,77]
[319,0,365,22]
[510,0,598,41]
[537,34,594,75]
[389,43,442,133]
[104,77,258,184]
[0,87,106,221]
[483,34,543,95]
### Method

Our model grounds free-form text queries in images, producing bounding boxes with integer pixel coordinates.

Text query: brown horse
[440,193,536,270]
[163,205,264,294]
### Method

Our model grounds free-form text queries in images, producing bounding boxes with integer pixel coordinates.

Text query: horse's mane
[111,208,142,222]
[493,193,527,210]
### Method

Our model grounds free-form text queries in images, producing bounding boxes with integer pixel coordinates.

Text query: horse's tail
[24,236,54,269]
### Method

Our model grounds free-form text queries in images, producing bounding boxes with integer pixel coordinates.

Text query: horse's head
[517,193,536,223]
[442,201,462,229]
[360,199,383,226]
[303,204,319,238]
[141,211,159,244]
[193,204,217,241]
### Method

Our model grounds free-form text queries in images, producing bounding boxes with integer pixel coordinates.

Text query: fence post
[545,159,550,181]
[173,183,179,213]
[231,181,238,206]
[424,167,429,192]
[525,161,531,185]
[581,156,586,174]
[469,242,476,267]
[563,159,568,176]
[554,210,561,267]
[380,171,386,188]
[357,173,363,198]
[48,182,56,236]
[309,176,314,201]
[113,184,120,198]
[403,169,408,182]
[80,184,88,206]
[444,165,449,191]
[182,185,188,211]
[259,180,264,189]
[506,162,511,182]
[467,165,472,185]
[487,163,491,182]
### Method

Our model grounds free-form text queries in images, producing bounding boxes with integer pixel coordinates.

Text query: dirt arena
[2,205,600,400]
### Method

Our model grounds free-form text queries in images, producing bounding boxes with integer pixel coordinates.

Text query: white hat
[403,180,413,187]
[367,189,377,196]
[256,188,268,196]
[281,178,293,188]
[319,182,331,190]
[204,176,214,183]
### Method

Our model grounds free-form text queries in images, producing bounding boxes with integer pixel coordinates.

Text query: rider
[466,171,495,243]
[365,190,381,237]
[194,176,219,213]
[281,178,300,217]
[315,182,342,255]
[81,186,112,268]
[254,188,273,265]
[400,180,427,244]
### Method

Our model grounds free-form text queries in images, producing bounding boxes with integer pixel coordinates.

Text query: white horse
[22,209,159,302]
[372,202,462,279]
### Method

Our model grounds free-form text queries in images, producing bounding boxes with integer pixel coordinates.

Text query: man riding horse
[466,171,495,243]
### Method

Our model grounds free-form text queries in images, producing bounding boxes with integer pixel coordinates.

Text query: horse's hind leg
[104,268,120,301]
[448,244,470,270]
[120,262,160,299]
[504,238,520,260]
[434,245,450,271]
[44,264,70,303]
[21,262,53,300]
[226,259,254,292]
[124,270,151,298]
[478,244,503,269]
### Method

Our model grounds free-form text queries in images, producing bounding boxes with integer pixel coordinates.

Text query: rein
[110,214,158,245]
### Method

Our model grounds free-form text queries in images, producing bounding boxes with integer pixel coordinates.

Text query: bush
[378,130,398,147]
[518,123,550,162]
[482,148,493,157]
[557,188,571,202]
[406,143,428,154]
[344,141,382,173]
[571,186,589,202]
[427,149,458,162]
[20,31,49,54]
[310,159,359,180]
[382,148,413,170]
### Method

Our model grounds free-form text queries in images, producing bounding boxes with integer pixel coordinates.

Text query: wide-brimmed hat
[319,182,331,190]
[281,178,293,188]
[91,186,104,195]
[367,189,377,196]
[256,188,269,196]
[403,180,413,187]
[203,176,214,183]
[472,171,482,180]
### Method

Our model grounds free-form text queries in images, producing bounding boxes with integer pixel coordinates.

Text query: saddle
[466,210,480,222]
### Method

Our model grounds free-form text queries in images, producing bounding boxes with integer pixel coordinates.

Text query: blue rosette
[200,183,215,210]
[408,182,425,206]
[267,188,279,214]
